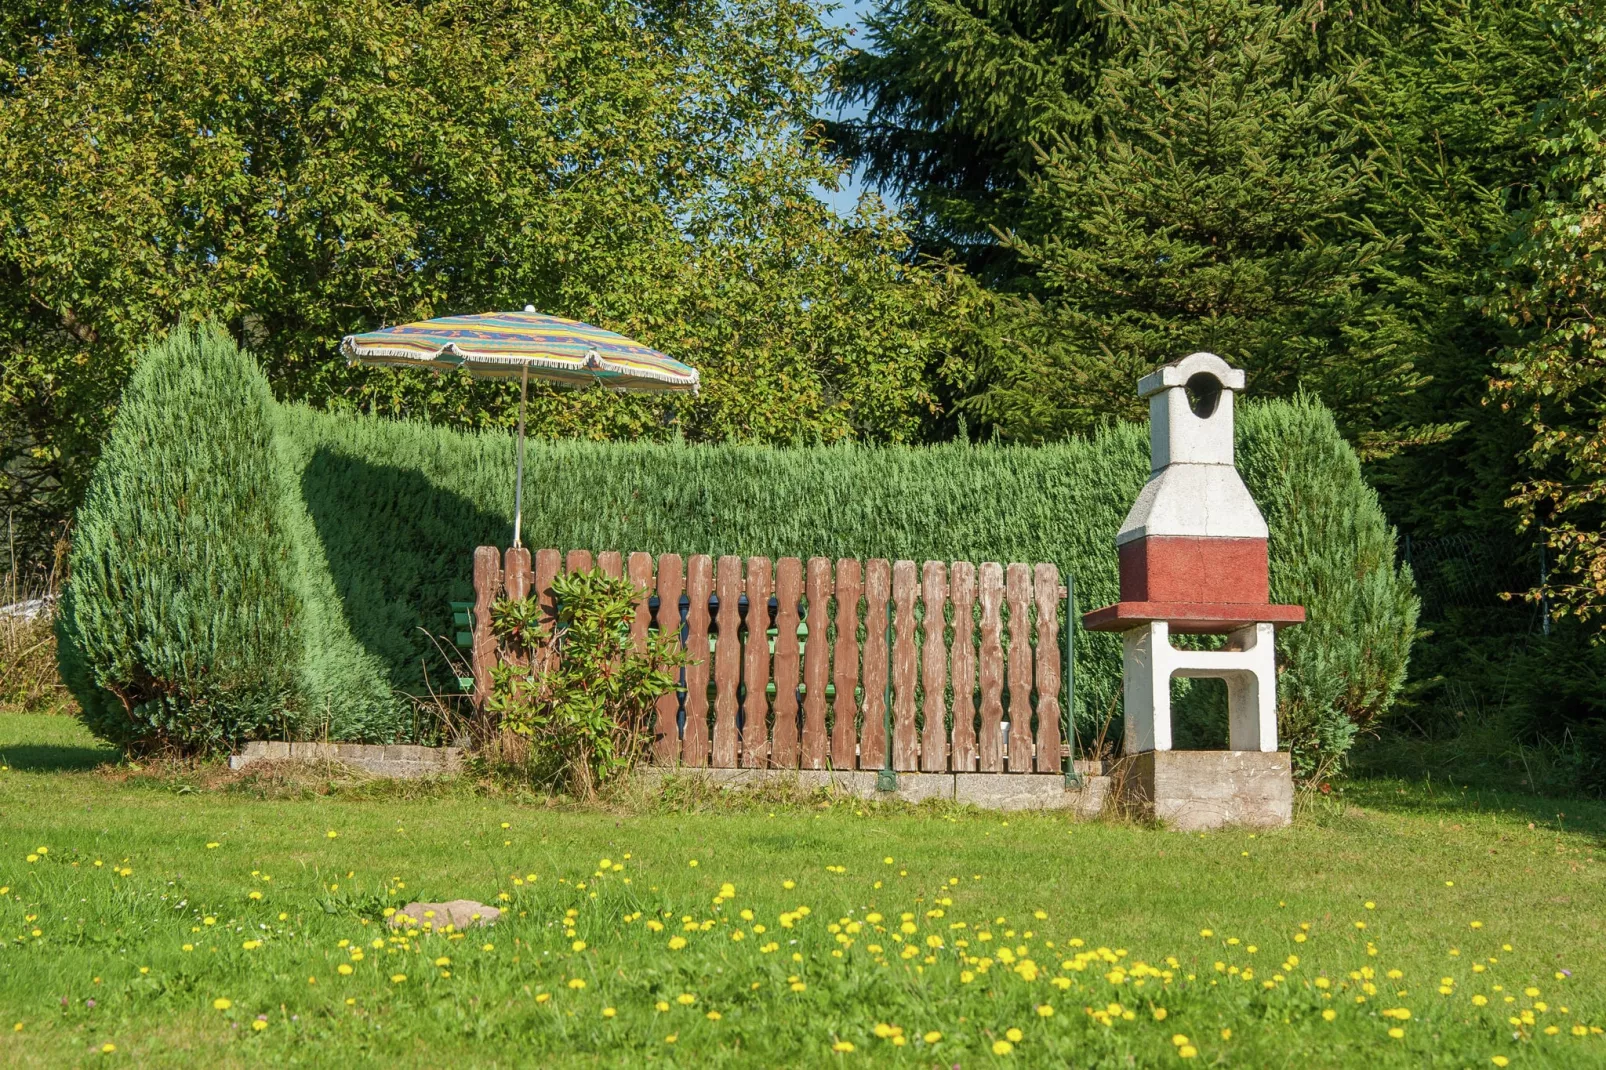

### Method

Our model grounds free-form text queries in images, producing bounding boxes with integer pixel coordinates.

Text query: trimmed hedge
[62,336,1418,772]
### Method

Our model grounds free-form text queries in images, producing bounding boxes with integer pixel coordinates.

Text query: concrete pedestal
[1112,749,1292,830]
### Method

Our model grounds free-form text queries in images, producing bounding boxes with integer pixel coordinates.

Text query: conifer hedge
[56,327,307,752]
[61,336,1418,773]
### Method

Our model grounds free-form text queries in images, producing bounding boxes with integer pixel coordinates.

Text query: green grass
[1,711,1602,1068]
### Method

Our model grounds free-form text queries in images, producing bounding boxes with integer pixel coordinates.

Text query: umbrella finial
[523,304,536,312]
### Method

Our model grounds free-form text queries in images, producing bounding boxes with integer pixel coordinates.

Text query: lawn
[0,711,1602,1068]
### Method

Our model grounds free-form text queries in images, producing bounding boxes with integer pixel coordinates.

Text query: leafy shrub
[56,325,306,753]
[487,569,689,797]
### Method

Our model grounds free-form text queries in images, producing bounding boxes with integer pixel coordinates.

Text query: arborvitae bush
[57,326,306,753]
[64,340,1417,773]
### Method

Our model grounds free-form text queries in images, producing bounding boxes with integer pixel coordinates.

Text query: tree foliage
[947,0,1423,442]
[0,0,958,572]
[1490,4,1606,625]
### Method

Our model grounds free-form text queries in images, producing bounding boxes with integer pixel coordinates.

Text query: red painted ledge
[1081,600,1306,634]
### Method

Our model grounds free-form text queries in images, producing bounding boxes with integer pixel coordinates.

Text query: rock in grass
[389,900,500,930]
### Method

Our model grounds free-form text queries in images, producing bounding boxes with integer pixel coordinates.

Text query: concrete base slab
[229,741,464,779]
[635,765,1109,813]
[1111,749,1292,830]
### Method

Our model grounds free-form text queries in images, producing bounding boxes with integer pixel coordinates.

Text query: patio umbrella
[342,307,699,547]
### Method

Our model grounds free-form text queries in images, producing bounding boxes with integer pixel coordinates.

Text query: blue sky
[815,0,878,216]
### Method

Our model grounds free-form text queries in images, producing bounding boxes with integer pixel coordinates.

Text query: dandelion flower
[1005,1028,1023,1043]
[101,1043,116,1054]
[706,1011,721,1021]
[567,978,586,990]
[676,993,696,1005]
[326,831,338,839]
[1178,1045,1198,1058]
[1388,1027,1405,1039]
[1491,1058,1509,1068]
[337,965,353,976]
[668,937,688,951]
[924,1031,941,1043]
[252,1020,267,1033]
[1153,1007,1168,1021]
[602,1007,616,1018]
[571,940,586,952]
[390,974,406,984]
[1322,1010,1337,1022]
[1037,1005,1055,1018]
[832,1041,854,1053]
[992,1039,1014,1055]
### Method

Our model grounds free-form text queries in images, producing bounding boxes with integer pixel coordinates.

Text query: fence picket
[921,560,949,772]
[771,558,803,767]
[950,561,977,772]
[742,557,773,768]
[597,550,623,578]
[713,555,742,767]
[801,557,832,769]
[503,547,532,601]
[1006,563,1034,772]
[566,549,594,575]
[1033,562,1063,774]
[534,548,561,628]
[682,555,713,766]
[859,559,891,769]
[653,554,684,763]
[501,548,533,670]
[978,563,1005,772]
[627,552,654,652]
[471,546,501,708]
[832,558,862,770]
[892,560,919,771]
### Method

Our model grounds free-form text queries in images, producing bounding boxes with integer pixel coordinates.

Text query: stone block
[955,773,1081,811]
[1112,750,1291,830]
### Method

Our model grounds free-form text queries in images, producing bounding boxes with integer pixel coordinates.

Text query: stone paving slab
[229,741,464,779]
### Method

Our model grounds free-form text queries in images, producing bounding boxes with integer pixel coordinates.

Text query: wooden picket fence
[470,546,1073,774]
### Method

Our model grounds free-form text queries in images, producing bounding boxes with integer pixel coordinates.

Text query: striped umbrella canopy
[340,308,699,393]
[341,307,699,547]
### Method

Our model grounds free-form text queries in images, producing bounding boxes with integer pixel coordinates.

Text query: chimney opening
[1185,372,1222,419]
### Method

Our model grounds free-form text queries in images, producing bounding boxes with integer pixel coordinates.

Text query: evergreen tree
[830,0,1107,271]
[950,0,1423,440]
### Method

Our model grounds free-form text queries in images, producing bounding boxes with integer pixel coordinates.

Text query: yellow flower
[1220,1029,1232,1040]
[567,978,586,990]
[535,993,551,1004]
[1388,1027,1405,1039]
[676,993,696,1005]
[665,1034,679,1044]
[688,860,698,867]
[923,1031,941,1043]
[992,1039,1014,1055]
[1490,1058,1509,1068]
[1153,1007,1168,1021]
[326,830,338,839]
[706,1011,722,1021]
[101,1043,116,1054]
[1037,1005,1054,1018]
[1322,1009,1337,1022]
[571,940,586,952]
[213,998,232,1011]
[206,842,219,849]
[1178,1045,1198,1059]
[252,1020,267,1032]
[337,964,353,976]
[247,891,262,901]
[1005,1028,1023,1043]
[832,1041,854,1053]
[602,1007,616,1018]
[668,937,688,951]
[434,957,450,967]
[655,1001,670,1012]
[390,974,406,984]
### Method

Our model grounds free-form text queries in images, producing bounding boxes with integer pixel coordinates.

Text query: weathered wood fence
[470,547,1073,774]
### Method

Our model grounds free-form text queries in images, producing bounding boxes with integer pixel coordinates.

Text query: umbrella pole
[513,363,528,548]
